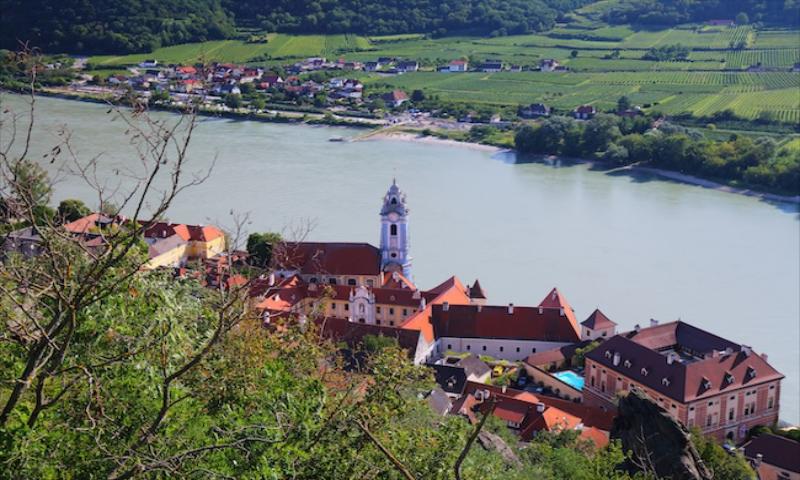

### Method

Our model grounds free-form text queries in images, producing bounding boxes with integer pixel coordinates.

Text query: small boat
[328,137,345,142]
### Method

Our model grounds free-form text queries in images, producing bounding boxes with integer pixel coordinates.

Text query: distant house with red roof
[573,105,597,120]
[742,433,800,480]
[583,320,784,442]
[141,221,225,269]
[580,308,617,340]
[453,381,612,447]
[381,90,409,107]
[448,60,469,72]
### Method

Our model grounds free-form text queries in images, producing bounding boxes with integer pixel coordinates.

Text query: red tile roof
[274,242,381,276]
[586,321,784,403]
[581,309,616,330]
[431,304,581,343]
[320,316,421,356]
[538,288,579,333]
[399,276,471,343]
[63,213,125,235]
[467,279,487,299]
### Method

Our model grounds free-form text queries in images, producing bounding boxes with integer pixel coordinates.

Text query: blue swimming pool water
[553,370,585,391]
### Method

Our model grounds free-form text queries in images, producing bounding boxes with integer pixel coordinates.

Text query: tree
[411,89,426,102]
[735,12,750,24]
[571,49,579,58]
[10,158,52,211]
[246,231,282,267]
[692,428,755,479]
[251,96,266,110]
[225,93,243,109]
[57,198,91,222]
[617,95,631,112]
[581,114,621,153]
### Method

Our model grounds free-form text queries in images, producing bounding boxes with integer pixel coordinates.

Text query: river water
[5,94,799,423]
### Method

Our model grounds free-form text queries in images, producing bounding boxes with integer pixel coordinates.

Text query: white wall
[433,337,571,362]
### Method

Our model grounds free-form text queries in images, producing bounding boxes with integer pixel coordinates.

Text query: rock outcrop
[611,390,712,480]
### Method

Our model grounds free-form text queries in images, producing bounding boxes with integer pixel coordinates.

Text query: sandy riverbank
[359,131,506,153]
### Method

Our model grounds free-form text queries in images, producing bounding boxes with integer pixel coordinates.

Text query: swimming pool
[553,370,585,391]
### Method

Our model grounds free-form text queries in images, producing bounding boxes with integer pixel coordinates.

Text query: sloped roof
[320,317,421,356]
[399,276,471,343]
[585,321,784,403]
[468,280,487,299]
[429,364,468,395]
[148,233,188,258]
[743,434,800,473]
[538,288,579,334]
[141,221,191,241]
[431,304,581,343]
[581,309,616,330]
[274,242,382,276]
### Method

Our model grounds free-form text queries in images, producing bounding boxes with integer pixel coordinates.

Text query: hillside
[600,0,800,26]
[0,0,589,54]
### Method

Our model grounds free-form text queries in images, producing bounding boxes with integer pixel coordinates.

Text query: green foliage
[56,199,90,223]
[515,114,799,194]
[642,44,689,62]
[224,93,243,109]
[572,340,601,368]
[9,159,52,212]
[603,0,799,27]
[245,231,282,267]
[362,333,397,353]
[691,428,755,480]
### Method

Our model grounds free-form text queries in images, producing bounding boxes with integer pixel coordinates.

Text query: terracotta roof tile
[431,304,581,343]
[581,309,616,330]
[274,242,381,276]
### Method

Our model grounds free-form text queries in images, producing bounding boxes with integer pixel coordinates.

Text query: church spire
[379,180,411,278]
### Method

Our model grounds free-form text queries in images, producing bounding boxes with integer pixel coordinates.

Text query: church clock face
[387,212,399,222]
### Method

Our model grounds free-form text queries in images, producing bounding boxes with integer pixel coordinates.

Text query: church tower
[380,179,412,278]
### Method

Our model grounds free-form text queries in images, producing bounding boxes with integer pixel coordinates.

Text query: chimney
[741,345,751,357]
[650,318,659,327]
[442,302,449,312]
[419,297,426,309]
[711,349,719,358]
[667,352,677,365]
[725,347,734,356]
[508,303,514,314]
[613,352,621,366]
[761,353,768,362]
[538,307,543,314]
[501,385,507,393]
[477,304,482,312]
[536,403,545,413]
[755,453,763,467]
[559,307,565,316]
[634,324,641,333]
[268,273,275,286]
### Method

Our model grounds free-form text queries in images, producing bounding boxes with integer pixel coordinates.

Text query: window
[366,279,374,287]
[309,277,318,283]
[329,278,337,285]
[359,304,365,314]
[499,346,504,352]
[344,304,349,311]
[389,308,394,315]
[601,382,606,393]
[389,321,394,326]
[402,309,407,316]
[390,224,398,235]
[390,197,397,205]
[602,331,607,337]
[447,344,452,350]
[347,278,356,286]
[768,397,774,409]
[706,415,712,427]
[467,345,471,351]
[331,303,337,310]
[376,320,381,325]
[591,377,595,387]
[377,307,382,313]
[531,348,537,353]
[516,347,520,353]
[482,346,487,351]
[728,408,734,421]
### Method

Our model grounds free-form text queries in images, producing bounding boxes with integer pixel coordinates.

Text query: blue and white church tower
[379,179,412,278]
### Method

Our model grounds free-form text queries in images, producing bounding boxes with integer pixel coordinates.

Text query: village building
[539,59,560,72]
[381,90,409,107]
[573,105,597,120]
[742,433,800,480]
[520,103,551,118]
[364,61,382,72]
[448,60,469,72]
[480,60,503,72]
[427,287,582,362]
[141,221,226,269]
[396,60,419,73]
[580,308,617,340]
[583,321,783,442]
[429,354,492,395]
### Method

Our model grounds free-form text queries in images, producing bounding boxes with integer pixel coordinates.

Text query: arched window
[390,224,397,236]
[359,304,365,314]
[390,197,397,205]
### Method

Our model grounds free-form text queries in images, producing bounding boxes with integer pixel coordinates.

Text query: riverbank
[358,131,505,153]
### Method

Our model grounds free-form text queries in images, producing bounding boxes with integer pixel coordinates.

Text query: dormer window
[662,377,670,386]
[640,368,649,376]
[702,378,712,390]
[725,373,735,385]
[390,197,397,205]
[624,360,632,368]
[747,367,757,379]
[604,350,612,359]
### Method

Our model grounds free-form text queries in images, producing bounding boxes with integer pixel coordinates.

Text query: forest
[602,0,800,26]
[0,0,589,54]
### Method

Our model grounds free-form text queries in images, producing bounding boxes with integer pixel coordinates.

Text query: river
[5,94,799,424]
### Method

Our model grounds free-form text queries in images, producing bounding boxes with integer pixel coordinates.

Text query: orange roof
[578,426,609,449]
[63,213,124,234]
[399,276,471,343]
